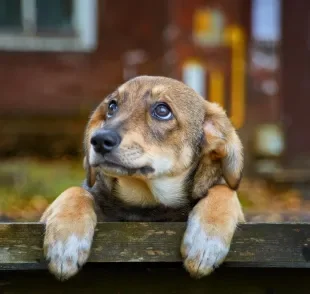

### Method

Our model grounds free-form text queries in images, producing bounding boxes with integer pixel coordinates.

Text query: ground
[0,158,84,221]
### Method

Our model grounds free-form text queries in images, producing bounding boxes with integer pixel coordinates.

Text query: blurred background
[0,0,309,222]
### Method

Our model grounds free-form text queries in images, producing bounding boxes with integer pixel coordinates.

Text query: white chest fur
[149,175,187,207]
[115,174,188,208]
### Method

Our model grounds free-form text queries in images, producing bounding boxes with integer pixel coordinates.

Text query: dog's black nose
[90,129,121,153]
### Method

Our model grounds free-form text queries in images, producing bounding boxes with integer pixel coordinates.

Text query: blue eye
[107,100,118,117]
[152,103,173,120]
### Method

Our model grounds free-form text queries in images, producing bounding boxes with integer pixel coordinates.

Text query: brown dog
[41,76,245,280]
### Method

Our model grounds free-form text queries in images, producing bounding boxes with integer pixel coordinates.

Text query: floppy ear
[83,155,96,187]
[203,102,244,190]
[83,103,106,188]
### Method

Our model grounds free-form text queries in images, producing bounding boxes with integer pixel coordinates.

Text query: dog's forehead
[118,77,170,98]
[117,76,203,104]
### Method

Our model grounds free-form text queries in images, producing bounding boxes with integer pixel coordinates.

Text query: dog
[41,75,245,281]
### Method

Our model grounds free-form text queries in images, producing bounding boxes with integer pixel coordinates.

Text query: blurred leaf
[0,158,84,221]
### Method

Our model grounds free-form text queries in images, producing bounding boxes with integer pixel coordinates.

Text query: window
[0,0,98,52]
[252,0,281,42]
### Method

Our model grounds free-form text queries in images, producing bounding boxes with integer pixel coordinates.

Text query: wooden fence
[1,222,310,293]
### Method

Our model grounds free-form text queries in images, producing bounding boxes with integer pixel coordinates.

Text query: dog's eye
[152,103,173,120]
[107,100,118,117]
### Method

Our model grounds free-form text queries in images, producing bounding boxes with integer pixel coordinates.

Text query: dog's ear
[83,155,96,187]
[203,102,244,190]
[83,103,106,187]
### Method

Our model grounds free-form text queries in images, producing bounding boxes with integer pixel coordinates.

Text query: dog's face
[87,76,206,179]
[84,76,243,202]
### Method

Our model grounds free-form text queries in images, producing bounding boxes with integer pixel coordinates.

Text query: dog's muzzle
[90,129,121,154]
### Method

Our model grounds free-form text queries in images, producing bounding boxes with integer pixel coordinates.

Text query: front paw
[43,219,95,281]
[41,187,97,281]
[181,214,230,278]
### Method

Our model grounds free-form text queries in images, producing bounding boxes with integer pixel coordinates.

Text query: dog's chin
[93,160,155,177]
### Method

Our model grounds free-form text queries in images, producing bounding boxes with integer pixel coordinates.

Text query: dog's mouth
[93,157,154,176]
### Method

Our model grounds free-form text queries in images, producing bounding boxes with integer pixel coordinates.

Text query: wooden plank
[1,223,310,269]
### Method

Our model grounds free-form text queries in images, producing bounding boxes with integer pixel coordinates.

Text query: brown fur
[41,76,245,280]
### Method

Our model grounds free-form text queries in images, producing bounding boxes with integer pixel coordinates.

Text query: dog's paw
[181,214,230,278]
[43,215,95,281]
[43,221,94,281]
[41,187,97,281]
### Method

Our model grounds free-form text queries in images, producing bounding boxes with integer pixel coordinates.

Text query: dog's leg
[181,184,245,278]
[40,187,97,281]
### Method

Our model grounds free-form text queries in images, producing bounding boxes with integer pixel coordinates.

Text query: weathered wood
[1,223,310,293]
[1,222,310,270]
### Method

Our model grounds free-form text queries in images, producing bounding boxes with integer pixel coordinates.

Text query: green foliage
[0,158,84,220]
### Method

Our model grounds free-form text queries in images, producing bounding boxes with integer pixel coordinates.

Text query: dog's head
[84,76,243,199]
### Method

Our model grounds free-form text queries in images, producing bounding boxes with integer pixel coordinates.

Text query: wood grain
[1,222,310,270]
